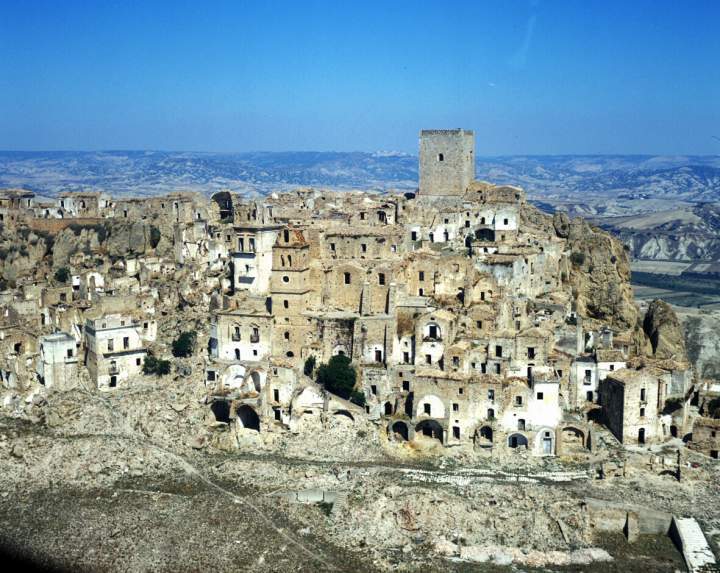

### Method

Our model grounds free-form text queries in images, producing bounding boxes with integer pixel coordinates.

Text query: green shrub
[570,252,586,266]
[54,267,71,283]
[143,355,171,376]
[172,331,197,358]
[350,390,366,407]
[316,354,356,400]
[149,226,161,249]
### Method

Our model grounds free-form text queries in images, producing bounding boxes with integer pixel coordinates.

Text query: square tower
[418,129,475,197]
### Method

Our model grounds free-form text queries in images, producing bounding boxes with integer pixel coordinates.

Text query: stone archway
[390,421,409,441]
[211,401,231,423]
[415,420,444,443]
[237,405,260,431]
[508,433,528,449]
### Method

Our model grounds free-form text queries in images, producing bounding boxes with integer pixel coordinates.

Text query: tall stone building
[418,129,475,198]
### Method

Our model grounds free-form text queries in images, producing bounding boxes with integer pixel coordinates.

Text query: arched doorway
[638,428,646,444]
[384,401,393,416]
[670,425,678,438]
[508,433,528,449]
[333,409,354,422]
[537,429,555,455]
[562,427,586,452]
[211,401,231,423]
[476,425,493,447]
[390,421,409,441]
[415,420,444,443]
[237,405,260,431]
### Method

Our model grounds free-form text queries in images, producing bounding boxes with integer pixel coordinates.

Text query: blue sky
[1,0,718,154]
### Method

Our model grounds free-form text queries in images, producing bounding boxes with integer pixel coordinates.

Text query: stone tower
[418,129,475,197]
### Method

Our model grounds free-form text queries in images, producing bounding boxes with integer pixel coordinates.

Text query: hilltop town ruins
[0,130,718,571]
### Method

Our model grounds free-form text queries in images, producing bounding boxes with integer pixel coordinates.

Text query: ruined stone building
[0,129,712,462]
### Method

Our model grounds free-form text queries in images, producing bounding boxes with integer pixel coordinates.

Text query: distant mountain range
[1,151,719,203]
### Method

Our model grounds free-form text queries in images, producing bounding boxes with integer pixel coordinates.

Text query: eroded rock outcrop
[643,299,687,361]
[565,218,637,330]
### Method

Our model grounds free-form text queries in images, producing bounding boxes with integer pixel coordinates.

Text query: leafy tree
[316,354,357,400]
[143,355,171,376]
[54,267,71,283]
[149,226,161,249]
[303,355,316,377]
[350,390,366,407]
[172,331,197,358]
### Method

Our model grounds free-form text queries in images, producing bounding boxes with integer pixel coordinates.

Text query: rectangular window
[419,271,425,281]
[537,392,544,400]
[371,385,377,395]
[374,350,382,363]
[249,238,255,252]
[107,339,114,351]
[495,345,502,358]
[425,354,432,365]
[330,243,336,251]
[66,348,73,358]
[378,273,385,285]
[476,320,482,329]
[418,288,424,296]
[403,351,410,364]
[640,388,646,401]
[207,370,216,381]
[361,243,367,253]
[453,426,460,439]
[136,358,141,366]
[515,396,523,406]
[238,238,244,251]
[453,403,459,412]
[274,389,280,401]
[452,356,459,367]
[495,363,501,374]
[123,337,129,349]
[344,272,351,284]
[527,347,535,359]
[411,231,417,241]
[402,380,410,391]
[481,363,487,374]
[424,403,431,415]
[488,389,494,401]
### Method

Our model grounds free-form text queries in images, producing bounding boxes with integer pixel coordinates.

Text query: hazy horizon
[2,1,719,156]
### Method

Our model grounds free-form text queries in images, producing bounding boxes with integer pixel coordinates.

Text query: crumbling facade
[0,129,712,463]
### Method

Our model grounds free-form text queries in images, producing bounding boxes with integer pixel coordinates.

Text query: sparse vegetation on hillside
[143,355,171,376]
[316,354,364,406]
[54,267,70,283]
[172,331,197,358]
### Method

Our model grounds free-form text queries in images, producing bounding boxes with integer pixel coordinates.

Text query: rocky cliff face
[642,299,687,361]
[680,308,720,379]
[564,218,637,331]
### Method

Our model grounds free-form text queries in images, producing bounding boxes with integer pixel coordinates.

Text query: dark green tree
[54,267,71,283]
[172,331,197,357]
[316,354,357,400]
[143,355,171,376]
